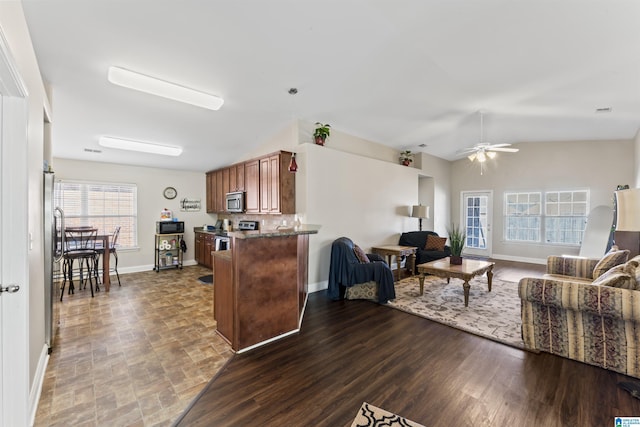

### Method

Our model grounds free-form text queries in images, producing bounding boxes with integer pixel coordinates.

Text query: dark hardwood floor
[174,260,640,426]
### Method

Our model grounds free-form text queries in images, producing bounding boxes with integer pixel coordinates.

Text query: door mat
[198,274,213,284]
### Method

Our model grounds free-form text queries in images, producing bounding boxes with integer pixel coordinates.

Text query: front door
[462,191,493,258]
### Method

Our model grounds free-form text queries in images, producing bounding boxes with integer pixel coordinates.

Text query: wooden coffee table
[416,258,495,307]
[371,245,417,281]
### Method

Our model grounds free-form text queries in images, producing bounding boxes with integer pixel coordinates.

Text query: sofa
[398,231,451,269]
[327,237,396,304]
[518,247,640,378]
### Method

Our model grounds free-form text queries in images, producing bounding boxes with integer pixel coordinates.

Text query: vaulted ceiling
[21,0,640,172]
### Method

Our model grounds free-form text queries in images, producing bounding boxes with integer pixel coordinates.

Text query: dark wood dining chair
[61,227,99,300]
[95,226,121,287]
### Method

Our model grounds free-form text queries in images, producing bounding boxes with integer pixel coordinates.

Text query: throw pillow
[425,235,447,251]
[592,262,637,290]
[353,245,370,263]
[593,248,630,279]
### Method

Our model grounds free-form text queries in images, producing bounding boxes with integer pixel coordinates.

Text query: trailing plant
[399,150,414,163]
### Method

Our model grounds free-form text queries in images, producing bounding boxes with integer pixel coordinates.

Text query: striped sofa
[519,249,640,379]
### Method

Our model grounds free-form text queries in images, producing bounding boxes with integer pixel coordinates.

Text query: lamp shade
[411,205,429,219]
[615,188,640,231]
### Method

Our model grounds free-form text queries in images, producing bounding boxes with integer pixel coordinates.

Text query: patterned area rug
[387,275,524,349]
[351,402,425,427]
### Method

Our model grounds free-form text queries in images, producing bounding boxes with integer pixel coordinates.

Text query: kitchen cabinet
[259,151,294,214]
[195,231,214,268]
[215,169,224,212]
[244,159,260,213]
[212,227,317,352]
[206,171,216,213]
[204,151,294,214]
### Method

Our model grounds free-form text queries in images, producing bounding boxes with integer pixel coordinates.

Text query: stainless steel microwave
[226,191,244,213]
[156,221,185,234]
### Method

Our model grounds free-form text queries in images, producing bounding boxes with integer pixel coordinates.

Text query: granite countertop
[228,224,321,239]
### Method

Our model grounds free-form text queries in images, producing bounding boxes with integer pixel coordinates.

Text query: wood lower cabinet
[195,231,214,268]
[213,251,233,343]
[212,232,311,352]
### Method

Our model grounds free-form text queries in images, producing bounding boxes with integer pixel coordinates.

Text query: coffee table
[370,245,417,281]
[416,258,495,307]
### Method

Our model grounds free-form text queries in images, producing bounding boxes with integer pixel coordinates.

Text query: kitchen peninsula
[212,225,319,352]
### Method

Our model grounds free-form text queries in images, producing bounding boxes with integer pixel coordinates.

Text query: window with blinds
[54,180,138,249]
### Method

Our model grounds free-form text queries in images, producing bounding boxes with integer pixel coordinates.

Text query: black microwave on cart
[156,221,185,234]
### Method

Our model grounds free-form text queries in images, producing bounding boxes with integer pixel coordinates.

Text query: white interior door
[462,191,493,258]
[0,30,30,427]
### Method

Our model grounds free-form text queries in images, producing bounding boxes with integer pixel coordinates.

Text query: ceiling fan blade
[487,143,512,149]
[457,147,478,154]
[488,147,519,153]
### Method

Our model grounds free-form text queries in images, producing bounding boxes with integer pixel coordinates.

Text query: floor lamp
[411,205,430,231]
[614,188,640,258]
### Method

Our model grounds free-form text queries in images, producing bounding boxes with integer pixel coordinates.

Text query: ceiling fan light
[487,151,497,159]
[477,151,487,162]
[108,66,224,111]
[99,136,183,156]
[468,153,477,162]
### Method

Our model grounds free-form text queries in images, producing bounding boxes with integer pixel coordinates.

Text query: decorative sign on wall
[180,198,201,212]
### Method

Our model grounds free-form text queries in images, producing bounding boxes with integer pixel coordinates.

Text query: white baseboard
[490,253,546,265]
[308,280,327,294]
[29,344,49,427]
[118,259,199,275]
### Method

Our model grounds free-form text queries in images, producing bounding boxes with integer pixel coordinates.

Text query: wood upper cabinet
[261,152,294,214]
[215,169,224,212]
[206,171,216,213]
[205,151,294,214]
[244,159,260,213]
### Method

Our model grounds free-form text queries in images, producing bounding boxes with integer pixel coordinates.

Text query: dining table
[96,234,111,291]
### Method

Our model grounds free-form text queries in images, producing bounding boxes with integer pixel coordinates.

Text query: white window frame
[54,179,138,250]
[503,190,589,246]
[504,192,542,243]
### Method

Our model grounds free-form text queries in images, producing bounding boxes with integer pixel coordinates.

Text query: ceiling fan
[458,112,519,163]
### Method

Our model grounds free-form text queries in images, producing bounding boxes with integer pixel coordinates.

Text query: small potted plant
[313,122,331,146]
[399,150,414,166]
[447,223,466,265]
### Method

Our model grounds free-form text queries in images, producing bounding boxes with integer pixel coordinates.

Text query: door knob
[0,284,20,293]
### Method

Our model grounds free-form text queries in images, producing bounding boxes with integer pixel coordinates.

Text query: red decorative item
[315,136,326,146]
[288,153,298,173]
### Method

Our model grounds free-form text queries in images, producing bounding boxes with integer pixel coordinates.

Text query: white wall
[0,2,52,418]
[451,139,635,263]
[417,152,451,235]
[53,158,217,270]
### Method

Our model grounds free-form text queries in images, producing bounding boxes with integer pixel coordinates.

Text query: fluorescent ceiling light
[108,66,224,111]
[99,136,183,156]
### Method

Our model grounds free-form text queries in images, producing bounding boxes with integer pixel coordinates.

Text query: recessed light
[98,136,183,156]
[595,107,612,113]
[108,66,224,111]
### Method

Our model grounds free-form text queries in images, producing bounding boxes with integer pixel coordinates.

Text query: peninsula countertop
[227,224,320,239]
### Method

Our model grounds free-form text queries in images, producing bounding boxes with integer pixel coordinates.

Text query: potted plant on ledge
[314,122,331,146]
[447,223,466,265]
[399,150,414,166]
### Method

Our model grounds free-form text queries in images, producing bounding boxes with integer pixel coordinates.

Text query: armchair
[398,231,451,267]
[327,237,396,304]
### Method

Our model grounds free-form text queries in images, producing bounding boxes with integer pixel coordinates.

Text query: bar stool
[95,226,121,287]
[61,227,99,300]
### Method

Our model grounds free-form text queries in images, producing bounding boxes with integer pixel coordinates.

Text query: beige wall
[53,158,217,270]
[451,139,635,263]
[634,129,640,187]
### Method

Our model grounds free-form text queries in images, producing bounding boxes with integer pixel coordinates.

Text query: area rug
[387,275,524,349]
[351,402,425,427]
[198,274,213,284]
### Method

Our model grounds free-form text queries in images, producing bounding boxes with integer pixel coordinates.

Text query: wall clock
[163,186,177,200]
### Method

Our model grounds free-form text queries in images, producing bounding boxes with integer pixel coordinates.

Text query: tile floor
[34,265,232,427]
